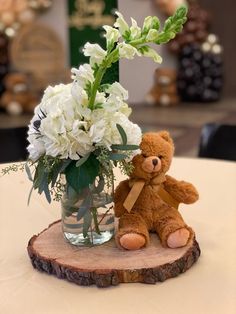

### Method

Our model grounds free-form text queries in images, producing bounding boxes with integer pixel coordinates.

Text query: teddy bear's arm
[163,175,199,204]
[114,180,131,217]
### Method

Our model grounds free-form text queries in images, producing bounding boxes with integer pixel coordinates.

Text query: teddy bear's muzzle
[141,156,162,173]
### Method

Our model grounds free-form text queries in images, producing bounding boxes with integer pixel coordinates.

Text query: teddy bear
[146,68,179,106]
[114,131,199,250]
[0,72,38,115]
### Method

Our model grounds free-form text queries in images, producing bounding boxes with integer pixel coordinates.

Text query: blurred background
[0,0,235,162]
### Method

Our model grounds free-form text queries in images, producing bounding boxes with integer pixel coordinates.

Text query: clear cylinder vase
[61,177,115,246]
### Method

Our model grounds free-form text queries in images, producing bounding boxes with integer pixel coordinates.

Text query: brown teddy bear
[114,131,199,250]
[146,68,179,106]
[0,72,38,115]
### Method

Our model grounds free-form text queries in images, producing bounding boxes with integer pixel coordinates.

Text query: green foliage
[116,123,127,145]
[111,144,139,151]
[65,154,100,193]
[155,6,188,44]
[1,163,25,176]
[83,210,92,238]
[98,83,111,93]
[108,153,128,160]
[91,208,101,235]
[77,191,92,221]
[75,154,90,167]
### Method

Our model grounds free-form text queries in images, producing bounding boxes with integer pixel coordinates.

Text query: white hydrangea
[27,80,142,162]
[90,110,141,152]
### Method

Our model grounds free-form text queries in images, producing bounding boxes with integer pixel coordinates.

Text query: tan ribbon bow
[123,173,179,213]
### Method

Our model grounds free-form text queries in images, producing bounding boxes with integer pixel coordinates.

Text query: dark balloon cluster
[169,3,210,54]
[177,41,223,102]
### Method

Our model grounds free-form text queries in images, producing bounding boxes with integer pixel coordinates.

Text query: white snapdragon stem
[88,48,119,110]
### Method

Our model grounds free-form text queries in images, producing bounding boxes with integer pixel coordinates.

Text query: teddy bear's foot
[119,233,146,250]
[167,228,190,248]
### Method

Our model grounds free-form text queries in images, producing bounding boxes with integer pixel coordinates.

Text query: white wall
[38,0,176,103]
[38,0,69,65]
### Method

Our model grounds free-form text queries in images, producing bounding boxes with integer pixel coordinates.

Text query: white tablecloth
[0,157,236,314]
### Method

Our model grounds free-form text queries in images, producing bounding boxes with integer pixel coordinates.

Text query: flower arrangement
[3,7,187,244]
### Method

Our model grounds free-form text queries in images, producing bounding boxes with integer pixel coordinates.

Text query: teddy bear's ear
[158,131,173,143]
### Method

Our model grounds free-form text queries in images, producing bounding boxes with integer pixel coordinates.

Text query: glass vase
[61,177,115,246]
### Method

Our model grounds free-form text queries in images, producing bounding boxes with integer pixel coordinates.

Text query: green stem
[88,47,119,110]
[88,66,106,110]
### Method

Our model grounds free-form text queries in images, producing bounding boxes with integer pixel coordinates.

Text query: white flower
[119,103,132,117]
[27,83,94,161]
[71,64,94,88]
[142,16,153,33]
[130,18,141,40]
[95,91,106,105]
[83,43,107,66]
[27,135,45,161]
[71,82,88,106]
[103,96,123,113]
[141,46,162,63]
[90,111,142,152]
[146,29,159,42]
[89,119,105,143]
[114,11,130,36]
[103,25,120,47]
[118,43,140,60]
[142,16,160,33]
[107,82,128,101]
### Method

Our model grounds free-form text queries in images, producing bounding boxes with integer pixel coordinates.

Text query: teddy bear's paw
[119,233,146,250]
[167,228,190,249]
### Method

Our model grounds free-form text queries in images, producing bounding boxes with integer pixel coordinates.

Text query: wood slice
[27,220,201,288]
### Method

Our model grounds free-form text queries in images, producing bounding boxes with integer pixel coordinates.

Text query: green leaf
[77,192,92,221]
[33,158,44,189]
[109,153,128,160]
[111,144,140,151]
[116,123,127,145]
[39,172,51,203]
[66,185,80,203]
[83,210,92,238]
[76,154,90,167]
[99,83,111,92]
[60,159,72,173]
[27,185,34,206]
[25,162,33,182]
[91,208,101,235]
[93,176,105,194]
[43,184,51,203]
[50,159,71,188]
[65,154,100,193]
[94,103,103,109]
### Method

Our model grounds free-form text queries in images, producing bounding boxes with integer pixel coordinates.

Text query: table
[0,157,236,314]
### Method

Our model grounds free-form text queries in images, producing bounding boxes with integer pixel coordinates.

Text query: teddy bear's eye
[158,155,163,159]
[142,153,147,158]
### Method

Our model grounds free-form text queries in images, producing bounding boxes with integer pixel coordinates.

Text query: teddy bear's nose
[152,159,158,166]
